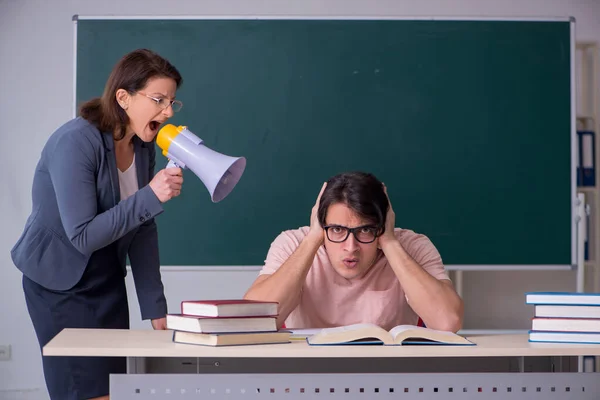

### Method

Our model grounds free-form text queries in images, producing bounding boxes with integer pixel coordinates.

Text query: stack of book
[166,299,290,346]
[526,292,600,344]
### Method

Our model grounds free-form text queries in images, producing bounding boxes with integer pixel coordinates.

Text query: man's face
[323,202,380,281]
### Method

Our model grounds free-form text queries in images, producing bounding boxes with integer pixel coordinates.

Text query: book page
[389,325,426,337]
[389,325,474,345]
[319,323,382,336]
[307,323,393,345]
[389,325,458,341]
[288,328,322,340]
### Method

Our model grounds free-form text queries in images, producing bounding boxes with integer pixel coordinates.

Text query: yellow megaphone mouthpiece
[157,124,186,156]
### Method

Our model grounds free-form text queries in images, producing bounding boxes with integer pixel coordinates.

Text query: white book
[534,304,600,319]
[306,323,474,346]
[531,318,600,333]
[529,330,600,344]
[525,292,600,306]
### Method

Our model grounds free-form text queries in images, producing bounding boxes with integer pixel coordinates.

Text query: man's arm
[379,186,463,332]
[381,239,463,332]
[244,183,327,328]
[244,234,321,328]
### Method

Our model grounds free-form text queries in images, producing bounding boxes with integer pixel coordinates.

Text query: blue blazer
[11,117,167,320]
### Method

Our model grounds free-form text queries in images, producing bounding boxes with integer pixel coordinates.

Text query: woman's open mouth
[149,120,161,132]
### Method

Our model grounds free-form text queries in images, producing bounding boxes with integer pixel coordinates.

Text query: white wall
[1,0,600,398]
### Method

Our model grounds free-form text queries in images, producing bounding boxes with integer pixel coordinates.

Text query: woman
[11,48,184,400]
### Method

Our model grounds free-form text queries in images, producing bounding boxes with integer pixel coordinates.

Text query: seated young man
[244,172,464,332]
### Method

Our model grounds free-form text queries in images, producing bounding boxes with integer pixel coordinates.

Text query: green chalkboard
[75,18,573,266]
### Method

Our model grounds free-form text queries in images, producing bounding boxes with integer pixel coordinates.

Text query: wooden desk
[43,328,600,358]
[43,329,600,400]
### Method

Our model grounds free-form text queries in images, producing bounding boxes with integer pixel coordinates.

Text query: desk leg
[551,356,560,373]
[518,356,525,373]
[127,357,147,374]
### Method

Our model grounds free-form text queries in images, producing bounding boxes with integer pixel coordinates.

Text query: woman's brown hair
[79,48,183,140]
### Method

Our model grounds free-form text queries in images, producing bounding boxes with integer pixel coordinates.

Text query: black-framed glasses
[139,92,183,112]
[323,224,380,244]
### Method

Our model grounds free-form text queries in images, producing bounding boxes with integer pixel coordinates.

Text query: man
[244,172,464,332]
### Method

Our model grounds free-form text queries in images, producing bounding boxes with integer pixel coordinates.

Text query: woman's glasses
[139,92,183,112]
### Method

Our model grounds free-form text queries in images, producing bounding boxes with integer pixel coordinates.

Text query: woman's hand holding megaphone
[149,167,184,203]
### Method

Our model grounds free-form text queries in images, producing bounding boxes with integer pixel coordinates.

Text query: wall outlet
[0,345,11,361]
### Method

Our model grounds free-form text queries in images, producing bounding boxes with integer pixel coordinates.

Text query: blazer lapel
[134,137,150,187]
[103,131,121,206]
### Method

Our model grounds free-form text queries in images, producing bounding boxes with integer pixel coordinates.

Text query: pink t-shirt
[259,227,449,330]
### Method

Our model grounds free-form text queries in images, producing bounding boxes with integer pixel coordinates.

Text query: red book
[180,299,278,318]
[166,314,277,333]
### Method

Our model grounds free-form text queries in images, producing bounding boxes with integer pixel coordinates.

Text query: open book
[307,323,474,346]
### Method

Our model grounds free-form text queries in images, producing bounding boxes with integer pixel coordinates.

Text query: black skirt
[22,253,129,400]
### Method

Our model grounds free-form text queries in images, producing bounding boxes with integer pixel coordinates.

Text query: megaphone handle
[166,159,179,169]
[166,154,186,169]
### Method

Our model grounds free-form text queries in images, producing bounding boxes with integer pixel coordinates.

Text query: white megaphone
[157,124,246,203]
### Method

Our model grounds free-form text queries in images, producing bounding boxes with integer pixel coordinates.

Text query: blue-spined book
[534,304,600,319]
[306,323,475,346]
[529,330,600,344]
[525,292,600,306]
[577,130,596,187]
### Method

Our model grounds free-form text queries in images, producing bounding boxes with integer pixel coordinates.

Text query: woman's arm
[48,128,163,256]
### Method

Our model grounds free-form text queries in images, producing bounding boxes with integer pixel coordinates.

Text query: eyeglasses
[139,92,183,112]
[323,225,380,244]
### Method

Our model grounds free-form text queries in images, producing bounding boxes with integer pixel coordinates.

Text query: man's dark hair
[317,171,389,234]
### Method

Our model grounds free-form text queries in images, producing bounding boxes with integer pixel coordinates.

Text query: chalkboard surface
[75,18,573,266]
